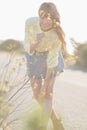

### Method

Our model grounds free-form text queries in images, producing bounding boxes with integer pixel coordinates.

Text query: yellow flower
[49,92,53,96]
[29,62,32,64]
[34,82,38,89]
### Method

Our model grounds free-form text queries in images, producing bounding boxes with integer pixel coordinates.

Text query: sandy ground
[0,53,87,130]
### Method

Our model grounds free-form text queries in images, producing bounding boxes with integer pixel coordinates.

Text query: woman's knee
[31,78,42,99]
[45,91,53,99]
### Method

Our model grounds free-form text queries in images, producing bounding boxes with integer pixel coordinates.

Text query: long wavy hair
[38,2,66,50]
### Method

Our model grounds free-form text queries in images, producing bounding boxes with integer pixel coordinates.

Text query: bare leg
[40,76,64,130]
[30,77,42,100]
[30,77,48,130]
[42,77,55,116]
[48,78,64,130]
[30,76,64,130]
[51,110,64,130]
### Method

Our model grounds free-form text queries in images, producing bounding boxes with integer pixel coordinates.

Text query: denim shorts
[25,50,64,79]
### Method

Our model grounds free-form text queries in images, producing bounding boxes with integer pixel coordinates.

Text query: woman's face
[40,17,53,31]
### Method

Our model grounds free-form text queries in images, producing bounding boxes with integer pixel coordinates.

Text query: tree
[70,38,87,68]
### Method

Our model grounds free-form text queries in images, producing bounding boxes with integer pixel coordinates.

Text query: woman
[24,2,66,130]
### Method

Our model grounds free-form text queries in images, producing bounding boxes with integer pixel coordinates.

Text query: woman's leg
[41,76,64,130]
[30,77,42,100]
[30,76,64,130]
[30,76,52,116]
[42,77,55,116]
[51,109,64,130]
[30,77,48,130]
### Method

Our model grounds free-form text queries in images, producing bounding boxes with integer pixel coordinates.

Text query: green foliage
[0,41,26,129]
[75,43,87,68]
[23,106,48,130]
[0,39,24,54]
[0,82,10,120]
[70,38,87,68]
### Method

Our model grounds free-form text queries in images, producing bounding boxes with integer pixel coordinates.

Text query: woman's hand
[36,33,45,43]
[30,33,45,54]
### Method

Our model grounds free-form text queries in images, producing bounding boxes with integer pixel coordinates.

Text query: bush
[23,106,49,130]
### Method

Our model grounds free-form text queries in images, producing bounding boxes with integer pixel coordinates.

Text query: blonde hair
[38,2,66,50]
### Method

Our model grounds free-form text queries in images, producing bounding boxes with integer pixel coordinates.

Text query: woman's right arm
[30,33,45,54]
[24,17,44,55]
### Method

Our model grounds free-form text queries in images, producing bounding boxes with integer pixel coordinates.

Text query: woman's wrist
[30,41,40,54]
